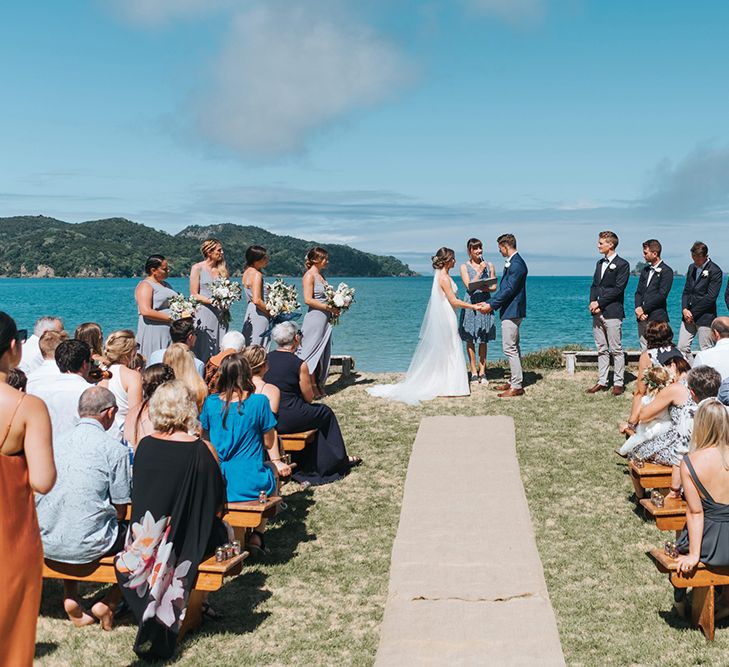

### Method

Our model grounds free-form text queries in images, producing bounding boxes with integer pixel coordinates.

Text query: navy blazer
[589,255,630,320]
[681,259,724,327]
[634,261,674,322]
[490,252,527,319]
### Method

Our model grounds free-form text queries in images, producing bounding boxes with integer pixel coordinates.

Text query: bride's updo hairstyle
[305,247,328,270]
[245,245,267,268]
[432,247,455,270]
[201,238,229,278]
[144,254,166,275]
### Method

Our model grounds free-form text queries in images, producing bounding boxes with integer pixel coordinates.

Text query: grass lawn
[35,367,729,666]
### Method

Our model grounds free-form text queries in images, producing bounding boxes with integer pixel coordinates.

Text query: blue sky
[2,0,729,274]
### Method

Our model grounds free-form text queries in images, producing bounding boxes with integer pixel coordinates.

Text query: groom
[483,233,528,398]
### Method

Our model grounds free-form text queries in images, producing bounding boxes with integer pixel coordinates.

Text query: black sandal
[348,456,363,468]
[201,602,222,621]
[247,529,268,557]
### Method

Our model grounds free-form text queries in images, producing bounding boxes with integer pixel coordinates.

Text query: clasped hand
[676,553,698,575]
[477,303,492,313]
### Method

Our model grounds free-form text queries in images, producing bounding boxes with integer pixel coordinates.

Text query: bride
[368,247,489,405]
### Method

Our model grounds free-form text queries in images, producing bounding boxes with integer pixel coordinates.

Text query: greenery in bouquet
[265,279,300,320]
[169,294,201,321]
[209,277,242,326]
[324,282,355,325]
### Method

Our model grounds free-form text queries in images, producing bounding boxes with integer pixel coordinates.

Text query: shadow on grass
[325,372,362,395]
[265,487,317,565]
[35,642,58,659]
[484,367,543,388]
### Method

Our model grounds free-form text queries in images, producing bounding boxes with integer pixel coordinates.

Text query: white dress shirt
[694,339,729,381]
[25,359,61,394]
[28,372,93,444]
[646,260,663,287]
[18,334,44,374]
[600,253,617,279]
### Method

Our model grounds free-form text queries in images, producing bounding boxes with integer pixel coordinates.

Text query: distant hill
[0,216,416,277]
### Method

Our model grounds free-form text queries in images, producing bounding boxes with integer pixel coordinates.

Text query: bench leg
[179,590,204,643]
[692,585,715,640]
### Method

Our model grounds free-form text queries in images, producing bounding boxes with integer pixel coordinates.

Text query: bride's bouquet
[324,282,355,325]
[265,279,300,320]
[169,294,201,321]
[209,277,242,326]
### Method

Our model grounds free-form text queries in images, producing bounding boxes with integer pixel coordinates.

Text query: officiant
[458,238,497,385]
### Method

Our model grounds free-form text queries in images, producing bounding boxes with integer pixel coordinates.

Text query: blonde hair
[162,343,208,410]
[148,380,199,434]
[201,238,229,279]
[104,330,137,366]
[691,399,729,468]
[241,345,267,376]
[642,366,672,396]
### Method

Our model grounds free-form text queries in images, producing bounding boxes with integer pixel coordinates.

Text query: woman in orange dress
[0,312,56,667]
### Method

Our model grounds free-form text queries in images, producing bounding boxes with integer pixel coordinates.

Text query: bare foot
[91,601,116,631]
[64,598,96,627]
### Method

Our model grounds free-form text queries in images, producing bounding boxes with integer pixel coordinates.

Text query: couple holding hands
[368,234,528,405]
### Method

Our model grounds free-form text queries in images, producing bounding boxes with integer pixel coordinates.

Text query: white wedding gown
[367,271,470,405]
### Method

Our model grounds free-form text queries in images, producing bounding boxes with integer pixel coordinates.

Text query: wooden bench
[330,355,355,379]
[648,547,729,640]
[224,496,283,542]
[639,498,687,531]
[43,551,246,641]
[563,349,641,374]
[280,430,317,453]
[629,461,673,491]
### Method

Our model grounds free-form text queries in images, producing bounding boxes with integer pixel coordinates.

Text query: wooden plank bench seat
[280,429,317,452]
[639,498,687,531]
[562,349,641,374]
[629,461,673,491]
[648,547,729,640]
[43,551,246,640]
[224,496,283,542]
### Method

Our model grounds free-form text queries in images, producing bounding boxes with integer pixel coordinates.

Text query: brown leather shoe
[612,386,625,396]
[498,388,525,398]
[586,384,609,394]
[493,383,511,391]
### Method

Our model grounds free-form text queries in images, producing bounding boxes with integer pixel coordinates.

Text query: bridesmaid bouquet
[324,282,355,325]
[265,279,300,319]
[209,277,242,326]
[169,294,201,321]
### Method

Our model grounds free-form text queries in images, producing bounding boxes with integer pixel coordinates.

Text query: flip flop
[348,456,363,467]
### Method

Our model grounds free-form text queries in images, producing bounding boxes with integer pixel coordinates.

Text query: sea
[0,275,710,372]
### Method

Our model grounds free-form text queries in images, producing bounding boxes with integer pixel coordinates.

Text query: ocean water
[0,275,712,372]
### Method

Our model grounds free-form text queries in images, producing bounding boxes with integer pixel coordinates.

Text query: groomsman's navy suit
[490,252,528,389]
[589,254,630,388]
[634,260,674,350]
[678,258,724,354]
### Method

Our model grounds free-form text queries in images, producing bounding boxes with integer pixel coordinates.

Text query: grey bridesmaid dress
[194,267,227,363]
[243,281,271,349]
[137,279,178,360]
[297,278,332,386]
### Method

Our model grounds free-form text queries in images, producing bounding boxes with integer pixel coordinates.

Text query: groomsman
[678,241,724,356]
[587,230,630,396]
[634,239,674,351]
[483,233,527,398]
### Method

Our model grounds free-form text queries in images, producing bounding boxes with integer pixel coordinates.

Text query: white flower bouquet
[265,279,300,319]
[169,294,201,321]
[209,277,242,326]
[324,282,355,325]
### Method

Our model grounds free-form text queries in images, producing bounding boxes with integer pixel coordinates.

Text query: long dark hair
[0,311,18,357]
[144,254,166,275]
[216,353,255,428]
[136,363,175,431]
[245,245,267,268]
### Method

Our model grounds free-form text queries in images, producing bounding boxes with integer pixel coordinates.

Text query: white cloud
[105,0,231,26]
[195,2,414,158]
[465,0,547,25]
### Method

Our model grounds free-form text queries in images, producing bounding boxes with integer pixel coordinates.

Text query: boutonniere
[504,261,511,268]
[702,269,709,277]
[609,263,616,270]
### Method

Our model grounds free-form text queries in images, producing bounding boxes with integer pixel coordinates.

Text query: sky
[2,0,729,274]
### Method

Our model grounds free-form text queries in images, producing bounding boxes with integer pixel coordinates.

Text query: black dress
[677,456,729,565]
[264,350,351,485]
[115,436,227,660]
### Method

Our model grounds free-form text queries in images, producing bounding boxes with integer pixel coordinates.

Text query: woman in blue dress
[458,238,497,384]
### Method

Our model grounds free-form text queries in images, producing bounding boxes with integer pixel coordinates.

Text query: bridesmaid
[242,245,272,348]
[0,312,56,666]
[135,255,178,361]
[298,247,339,398]
[190,238,229,363]
[459,238,497,384]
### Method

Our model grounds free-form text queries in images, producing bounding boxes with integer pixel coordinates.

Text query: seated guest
[204,330,245,393]
[74,322,104,363]
[163,343,208,410]
[674,400,729,616]
[6,367,27,392]
[115,380,228,661]
[25,330,67,393]
[124,363,175,449]
[719,377,729,407]
[264,321,360,486]
[18,315,64,374]
[35,387,131,629]
[148,317,204,377]
[630,358,721,498]
[28,339,93,444]
[99,330,143,440]
[693,317,729,380]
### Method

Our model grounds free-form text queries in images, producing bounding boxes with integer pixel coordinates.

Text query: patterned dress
[630,379,696,466]
[458,263,496,343]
